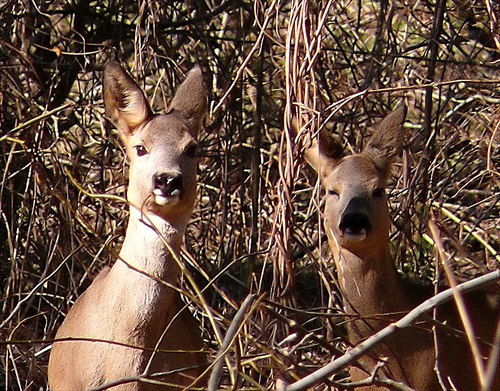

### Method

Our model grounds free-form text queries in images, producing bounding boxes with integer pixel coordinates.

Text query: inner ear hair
[103,61,152,137]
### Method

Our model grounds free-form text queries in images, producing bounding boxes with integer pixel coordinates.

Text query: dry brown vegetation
[1,0,500,389]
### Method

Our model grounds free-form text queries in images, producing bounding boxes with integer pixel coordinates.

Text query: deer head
[306,105,407,261]
[103,61,207,225]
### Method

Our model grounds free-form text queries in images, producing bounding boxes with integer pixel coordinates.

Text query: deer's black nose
[339,197,372,234]
[339,212,372,234]
[154,173,183,197]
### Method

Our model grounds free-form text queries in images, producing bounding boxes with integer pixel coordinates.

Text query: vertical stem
[420,0,446,202]
[249,43,264,267]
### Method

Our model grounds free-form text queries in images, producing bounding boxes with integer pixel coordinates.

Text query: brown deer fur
[306,105,500,390]
[48,61,208,390]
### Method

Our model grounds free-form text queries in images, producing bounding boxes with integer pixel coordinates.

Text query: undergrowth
[1,0,499,389]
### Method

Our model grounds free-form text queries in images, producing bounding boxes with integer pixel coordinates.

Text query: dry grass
[1,0,499,389]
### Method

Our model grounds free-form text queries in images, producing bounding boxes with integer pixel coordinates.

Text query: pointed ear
[103,61,153,139]
[305,129,344,178]
[168,66,207,138]
[365,104,407,174]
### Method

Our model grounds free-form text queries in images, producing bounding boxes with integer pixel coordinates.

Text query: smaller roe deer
[48,61,208,390]
[306,105,500,390]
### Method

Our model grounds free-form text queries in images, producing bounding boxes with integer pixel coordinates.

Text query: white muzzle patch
[153,189,180,206]
[342,229,368,242]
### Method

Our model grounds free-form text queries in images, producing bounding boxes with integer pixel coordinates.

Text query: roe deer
[48,61,208,390]
[306,105,500,390]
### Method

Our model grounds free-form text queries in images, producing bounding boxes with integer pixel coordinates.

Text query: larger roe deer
[48,61,208,390]
[306,105,500,390]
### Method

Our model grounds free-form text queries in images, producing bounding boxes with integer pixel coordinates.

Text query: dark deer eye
[373,188,385,198]
[185,142,199,158]
[328,189,339,198]
[134,145,148,157]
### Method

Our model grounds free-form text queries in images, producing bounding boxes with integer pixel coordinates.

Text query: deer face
[103,62,207,221]
[124,114,199,216]
[322,154,391,254]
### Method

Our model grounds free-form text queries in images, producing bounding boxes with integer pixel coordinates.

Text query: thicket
[1,0,499,389]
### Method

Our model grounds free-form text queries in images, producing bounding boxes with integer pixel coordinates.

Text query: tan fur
[48,62,208,390]
[306,105,500,390]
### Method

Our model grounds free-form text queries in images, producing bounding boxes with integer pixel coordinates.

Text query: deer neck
[104,207,187,341]
[116,207,185,281]
[331,238,408,317]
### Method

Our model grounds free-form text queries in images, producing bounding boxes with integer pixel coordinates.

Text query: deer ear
[168,66,207,138]
[305,129,344,178]
[365,104,407,174]
[103,61,153,139]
